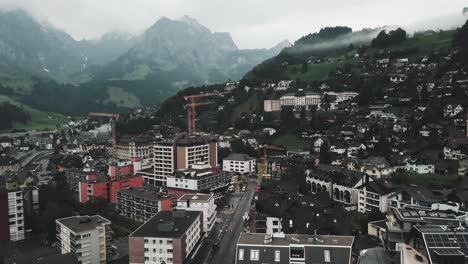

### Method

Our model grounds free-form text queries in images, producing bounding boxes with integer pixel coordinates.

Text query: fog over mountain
[0,0,466,48]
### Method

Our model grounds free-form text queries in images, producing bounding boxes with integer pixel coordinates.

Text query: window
[238,249,244,260]
[168,249,173,253]
[275,250,280,262]
[144,248,148,252]
[290,247,304,259]
[250,249,259,261]
[324,250,331,262]
[144,239,148,243]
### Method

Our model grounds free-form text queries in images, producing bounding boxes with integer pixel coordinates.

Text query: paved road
[203,181,256,264]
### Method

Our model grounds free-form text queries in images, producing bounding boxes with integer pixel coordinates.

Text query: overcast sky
[1,0,467,49]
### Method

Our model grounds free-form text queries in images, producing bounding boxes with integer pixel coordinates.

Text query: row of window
[144,239,172,245]
[238,248,331,262]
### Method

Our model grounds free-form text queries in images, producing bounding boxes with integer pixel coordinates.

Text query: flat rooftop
[237,233,354,247]
[178,193,212,202]
[56,215,110,234]
[118,187,170,201]
[130,210,201,238]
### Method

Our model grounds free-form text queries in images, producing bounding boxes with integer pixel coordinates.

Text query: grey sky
[1,0,467,49]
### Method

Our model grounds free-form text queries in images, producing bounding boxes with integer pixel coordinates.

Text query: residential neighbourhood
[1,4,468,264]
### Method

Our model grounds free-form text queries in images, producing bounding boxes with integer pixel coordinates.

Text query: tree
[319,141,331,164]
[371,28,408,48]
[391,169,410,185]
[301,61,308,73]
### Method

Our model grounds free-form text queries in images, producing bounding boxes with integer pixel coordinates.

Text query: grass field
[0,72,35,95]
[406,173,461,189]
[110,64,151,81]
[273,133,309,151]
[287,62,341,81]
[0,95,69,131]
[105,86,141,108]
[286,57,361,81]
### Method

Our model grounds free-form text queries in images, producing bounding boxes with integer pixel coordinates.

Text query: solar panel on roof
[402,212,411,217]
[433,248,464,256]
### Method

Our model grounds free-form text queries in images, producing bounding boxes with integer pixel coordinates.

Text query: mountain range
[0,9,291,118]
[0,9,290,85]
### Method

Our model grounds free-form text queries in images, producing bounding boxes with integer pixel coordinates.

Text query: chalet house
[360,157,393,178]
[0,137,13,148]
[306,165,369,210]
[312,137,324,152]
[330,143,346,155]
[389,74,407,83]
[347,142,366,158]
[404,155,435,174]
[444,104,463,117]
[444,138,468,160]
[393,120,408,133]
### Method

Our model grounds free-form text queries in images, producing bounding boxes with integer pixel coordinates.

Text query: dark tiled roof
[130,210,201,238]
[309,164,367,187]
[224,153,255,161]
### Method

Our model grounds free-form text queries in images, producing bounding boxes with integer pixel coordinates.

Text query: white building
[324,92,359,103]
[177,193,217,234]
[5,188,24,241]
[306,165,369,210]
[167,163,231,192]
[56,215,112,264]
[405,156,435,174]
[264,100,282,112]
[262,128,277,136]
[444,104,463,117]
[357,180,395,213]
[129,211,202,264]
[280,92,321,109]
[266,217,282,234]
[223,153,256,175]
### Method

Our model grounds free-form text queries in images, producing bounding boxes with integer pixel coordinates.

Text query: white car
[241,186,246,192]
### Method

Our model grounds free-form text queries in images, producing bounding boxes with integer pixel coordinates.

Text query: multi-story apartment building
[116,187,173,223]
[115,135,154,168]
[129,210,202,264]
[166,163,231,192]
[306,165,369,210]
[145,135,218,186]
[235,233,354,264]
[0,178,39,242]
[56,215,112,264]
[152,140,176,186]
[78,174,143,203]
[222,153,256,175]
[357,179,395,213]
[65,168,106,192]
[280,92,321,110]
[177,193,216,234]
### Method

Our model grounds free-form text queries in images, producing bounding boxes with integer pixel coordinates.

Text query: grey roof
[130,210,201,238]
[178,193,213,202]
[237,232,354,247]
[224,153,255,161]
[357,247,400,264]
[118,187,171,202]
[309,164,367,187]
[56,215,110,233]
